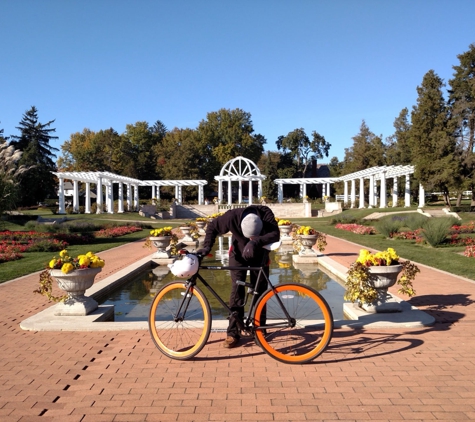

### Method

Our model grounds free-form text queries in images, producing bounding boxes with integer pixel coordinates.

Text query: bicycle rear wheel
[253,283,333,364]
[149,281,211,360]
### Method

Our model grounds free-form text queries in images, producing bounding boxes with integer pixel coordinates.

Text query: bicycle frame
[178,262,293,334]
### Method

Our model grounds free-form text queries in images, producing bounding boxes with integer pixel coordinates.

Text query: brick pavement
[0,236,474,421]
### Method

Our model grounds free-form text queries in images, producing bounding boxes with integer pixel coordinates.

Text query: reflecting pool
[100,238,347,321]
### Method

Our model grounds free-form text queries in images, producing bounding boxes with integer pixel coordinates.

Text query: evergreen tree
[9,107,58,206]
[410,70,459,206]
[385,108,413,165]
[259,151,279,200]
[448,43,475,206]
[343,120,386,174]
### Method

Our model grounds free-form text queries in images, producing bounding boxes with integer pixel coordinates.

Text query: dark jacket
[202,205,280,265]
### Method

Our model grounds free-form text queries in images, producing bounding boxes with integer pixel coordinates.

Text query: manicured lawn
[1,207,475,283]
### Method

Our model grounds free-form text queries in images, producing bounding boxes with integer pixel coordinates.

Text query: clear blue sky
[2,0,474,162]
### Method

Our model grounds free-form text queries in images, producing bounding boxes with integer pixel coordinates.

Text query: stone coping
[20,252,435,332]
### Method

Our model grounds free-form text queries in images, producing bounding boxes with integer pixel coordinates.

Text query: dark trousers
[227,252,269,338]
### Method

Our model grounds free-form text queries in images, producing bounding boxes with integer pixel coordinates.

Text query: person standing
[197,205,280,348]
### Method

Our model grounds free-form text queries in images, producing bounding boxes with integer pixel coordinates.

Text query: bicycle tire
[253,283,333,364]
[149,281,212,360]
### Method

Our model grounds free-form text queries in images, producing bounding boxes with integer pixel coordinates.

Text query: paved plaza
[1,235,474,421]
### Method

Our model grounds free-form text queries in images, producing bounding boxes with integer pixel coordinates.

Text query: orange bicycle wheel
[149,282,211,360]
[253,283,333,364]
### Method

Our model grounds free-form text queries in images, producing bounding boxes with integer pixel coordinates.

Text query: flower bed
[335,223,375,235]
[94,225,142,238]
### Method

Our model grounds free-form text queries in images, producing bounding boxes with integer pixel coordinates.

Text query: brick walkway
[1,236,475,421]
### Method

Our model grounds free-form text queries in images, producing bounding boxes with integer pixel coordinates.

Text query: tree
[0,143,32,215]
[385,108,413,166]
[343,120,386,174]
[448,43,475,206]
[153,128,203,198]
[276,128,331,178]
[411,70,459,206]
[9,107,58,206]
[196,108,266,167]
[258,151,280,200]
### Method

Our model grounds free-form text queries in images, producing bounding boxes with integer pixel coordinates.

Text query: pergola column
[58,177,65,214]
[227,180,232,205]
[133,184,139,211]
[343,181,348,204]
[218,180,223,204]
[96,177,103,214]
[392,177,398,207]
[418,184,425,208]
[238,181,243,203]
[126,184,132,211]
[106,180,114,214]
[258,180,263,200]
[350,179,356,208]
[85,182,91,213]
[368,174,375,208]
[405,174,411,207]
[278,183,283,203]
[118,182,124,213]
[322,183,326,198]
[359,177,365,208]
[198,185,204,205]
[73,180,79,213]
[380,170,387,208]
[248,181,253,204]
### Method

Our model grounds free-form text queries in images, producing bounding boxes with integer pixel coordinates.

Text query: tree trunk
[456,193,462,207]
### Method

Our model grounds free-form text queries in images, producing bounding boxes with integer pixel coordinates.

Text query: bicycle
[148,242,334,364]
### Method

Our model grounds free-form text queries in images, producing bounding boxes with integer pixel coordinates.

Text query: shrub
[422,218,454,247]
[374,216,404,238]
[404,213,429,230]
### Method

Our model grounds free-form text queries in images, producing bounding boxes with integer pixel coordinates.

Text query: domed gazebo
[215,156,265,205]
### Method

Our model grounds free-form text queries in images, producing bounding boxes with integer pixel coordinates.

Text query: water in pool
[101,239,347,321]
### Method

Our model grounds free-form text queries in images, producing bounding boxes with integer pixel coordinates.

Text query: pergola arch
[214,156,266,205]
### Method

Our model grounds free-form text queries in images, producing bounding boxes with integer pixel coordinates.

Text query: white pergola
[274,177,340,203]
[274,165,423,209]
[53,171,142,214]
[338,165,418,208]
[140,180,208,205]
[215,156,266,205]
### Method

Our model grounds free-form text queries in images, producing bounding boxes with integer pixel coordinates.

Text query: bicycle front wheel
[149,282,211,360]
[253,283,333,364]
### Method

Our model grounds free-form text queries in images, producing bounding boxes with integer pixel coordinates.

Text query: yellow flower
[49,259,57,269]
[59,249,68,258]
[61,263,75,274]
[78,255,91,267]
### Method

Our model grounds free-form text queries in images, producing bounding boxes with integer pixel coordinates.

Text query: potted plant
[276,218,293,238]
[179,222,200,242]
[345,248,420,313]
[35,249,105,315]
[145,227,178,258]
[292,225,327,256]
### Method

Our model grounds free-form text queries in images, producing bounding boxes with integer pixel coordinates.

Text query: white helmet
[167,254,199,278]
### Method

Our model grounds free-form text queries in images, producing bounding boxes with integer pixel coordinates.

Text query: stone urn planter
[278,225,292,239]
[297,234,318,256]
[195,220,207,236]
[180,226,195,243]
[150,236,172,259]
[51,267,102,316]
[360,264,403,313]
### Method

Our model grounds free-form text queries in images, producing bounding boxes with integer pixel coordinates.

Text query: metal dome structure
[215,156,266,205]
